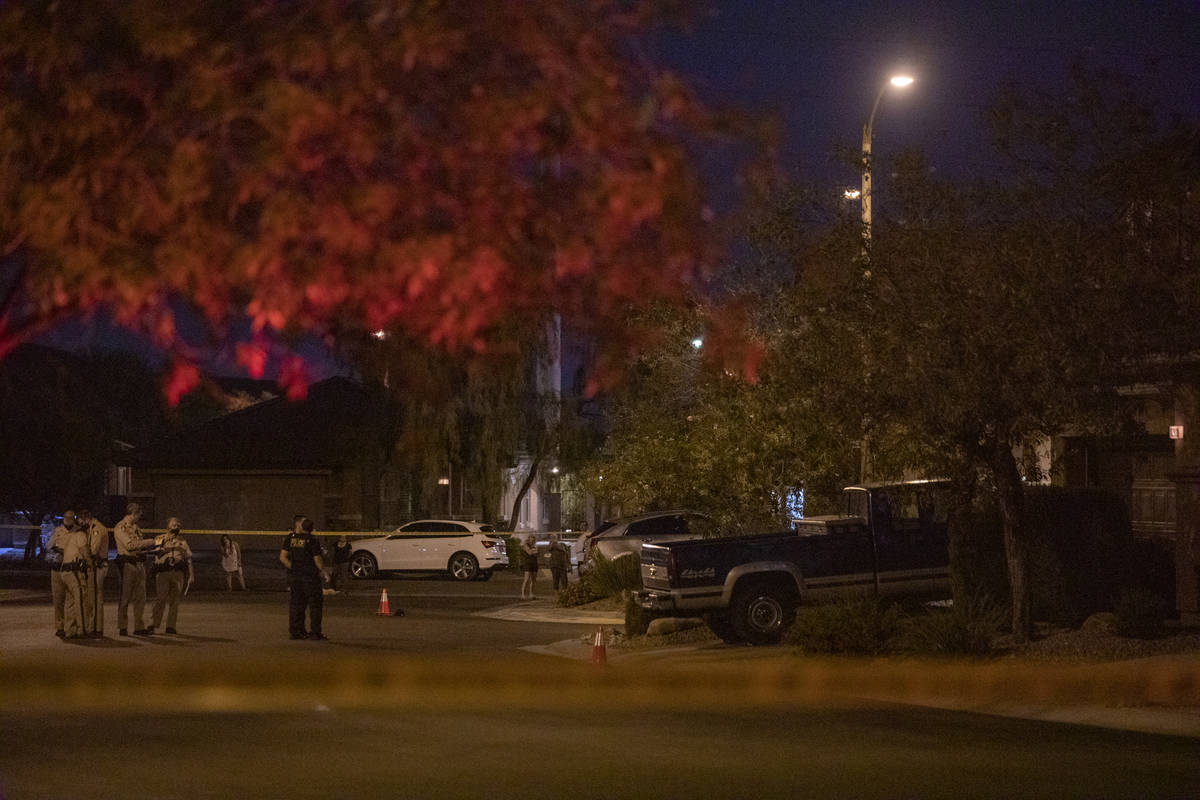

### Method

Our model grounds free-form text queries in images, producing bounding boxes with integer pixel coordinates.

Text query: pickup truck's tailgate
[640,544,672,590]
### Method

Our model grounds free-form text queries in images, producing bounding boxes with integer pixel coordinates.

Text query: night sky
[654,0,1200,186]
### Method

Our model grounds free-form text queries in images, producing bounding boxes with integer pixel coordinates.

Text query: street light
[860,73,914,254]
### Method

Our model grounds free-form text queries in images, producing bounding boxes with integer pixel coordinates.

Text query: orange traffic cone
[591,626,607,666]
[376,588,391,616]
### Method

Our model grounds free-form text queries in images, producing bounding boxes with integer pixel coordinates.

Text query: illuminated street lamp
[860,74,914,254]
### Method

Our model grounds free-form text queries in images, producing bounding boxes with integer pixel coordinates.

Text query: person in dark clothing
[279,516,328,640]
[331,535,352,592]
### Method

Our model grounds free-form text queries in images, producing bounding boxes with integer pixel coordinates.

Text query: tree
[794,69,1200,639]
[580,302,854,530]
[0,0,715,399]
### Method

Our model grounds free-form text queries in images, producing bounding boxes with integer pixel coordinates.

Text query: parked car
[582,510,718,568]
[349,520,509,581]
[638,481,952,645]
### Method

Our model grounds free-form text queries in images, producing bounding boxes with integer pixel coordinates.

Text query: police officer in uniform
[113,502,158,636]
[58,511,90,639]
[45,511,75,638]
[279,516,328,640]
[78,509,110,638]
[148,517,193,635]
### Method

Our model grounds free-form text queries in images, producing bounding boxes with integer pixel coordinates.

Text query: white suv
[349,520,509,581]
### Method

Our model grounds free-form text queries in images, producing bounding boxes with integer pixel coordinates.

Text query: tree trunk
[993,443,1031,640]
[946,474,977,608]
[504,455,541,533]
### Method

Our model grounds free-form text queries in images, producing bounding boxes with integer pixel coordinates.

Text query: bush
[951,487,1137,627]
[624,593,650,637]
[903,596,1006,657]
[784,595,900,655]
[502,535,522,571]
[584,551,642,597]
[556,580,603,607]
[1114,586,1167,639]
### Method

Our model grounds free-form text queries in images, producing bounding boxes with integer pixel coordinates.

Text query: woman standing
[520,534,539,600]
[220,534,246,591]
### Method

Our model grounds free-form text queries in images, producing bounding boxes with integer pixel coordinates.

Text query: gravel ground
[999,626,1200,663]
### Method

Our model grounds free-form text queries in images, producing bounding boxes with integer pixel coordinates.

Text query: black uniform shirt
[283,531,322,577]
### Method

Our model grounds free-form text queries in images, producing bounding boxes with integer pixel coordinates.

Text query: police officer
[58,511,90,639]
[113,502,158,636]
[148,517,193,635]
[77,509,110,638]
[45,511,73,638]
[279,516,328,640]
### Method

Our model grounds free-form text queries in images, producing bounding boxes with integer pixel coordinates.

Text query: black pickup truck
[637,481,952,644]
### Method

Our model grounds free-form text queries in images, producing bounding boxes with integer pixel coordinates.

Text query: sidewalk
[521,604,1200,740]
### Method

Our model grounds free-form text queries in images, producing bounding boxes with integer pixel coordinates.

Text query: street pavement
[3,563,1200,797]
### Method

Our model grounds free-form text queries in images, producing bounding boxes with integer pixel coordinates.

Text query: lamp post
[860,74,914,254]
[857,74,913,484]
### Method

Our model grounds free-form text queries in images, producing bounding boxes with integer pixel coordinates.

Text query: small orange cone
[591,626,607,666]
[376,588,391,616]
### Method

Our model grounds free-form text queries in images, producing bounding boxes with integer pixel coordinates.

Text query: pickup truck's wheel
[729,585,796,645]
[350,551,377,579]
[448,552,479,581]
[705,612,744,644]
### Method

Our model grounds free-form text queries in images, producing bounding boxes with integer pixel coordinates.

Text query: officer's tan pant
[83,563,107,635]
[62,569,85,637]
[152,570,184,629]
[119,562,146,631]
[50,569,68,633]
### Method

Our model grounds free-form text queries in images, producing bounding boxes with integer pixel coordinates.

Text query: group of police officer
[46,502,194,639]
[46,504,330,641]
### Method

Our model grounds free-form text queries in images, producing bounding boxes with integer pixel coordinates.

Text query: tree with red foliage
[0,0,718,401]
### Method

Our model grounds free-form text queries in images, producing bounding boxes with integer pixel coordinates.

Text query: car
[349,520,509,581]
[582,510,718,568]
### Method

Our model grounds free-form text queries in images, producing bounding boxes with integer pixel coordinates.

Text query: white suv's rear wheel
[448,552,478,581]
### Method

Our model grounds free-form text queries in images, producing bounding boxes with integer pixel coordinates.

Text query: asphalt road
[0,568,600,660]
[2,566,1199,799]
[2,706,1198,799]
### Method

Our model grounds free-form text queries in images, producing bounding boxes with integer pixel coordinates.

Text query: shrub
[784,595,900,655]
[904,596,1006,656]
[1114,586,1167,639]
[624,593,650,637]
[584,551,642,597]
[502,535,522,571]
[951,487,1136,627]
[556,580,603,607]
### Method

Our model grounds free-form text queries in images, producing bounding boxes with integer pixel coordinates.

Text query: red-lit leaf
[164,361,200,407]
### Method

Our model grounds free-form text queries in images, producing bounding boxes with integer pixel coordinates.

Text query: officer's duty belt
[114,555,142,566]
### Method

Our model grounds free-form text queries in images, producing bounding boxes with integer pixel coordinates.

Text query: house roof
[117,377,380,470]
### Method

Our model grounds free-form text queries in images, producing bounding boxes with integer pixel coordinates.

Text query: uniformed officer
[112,502,158,636]
[45,511,73,638]
[279,516,328,640]
[77,509,110,638]
[58,511,90,639]
[148,517,193,635]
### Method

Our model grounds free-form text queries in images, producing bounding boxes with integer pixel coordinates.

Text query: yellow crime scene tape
[1,652,1197,716]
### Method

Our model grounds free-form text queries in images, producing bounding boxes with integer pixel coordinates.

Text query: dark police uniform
[283,529,324,638]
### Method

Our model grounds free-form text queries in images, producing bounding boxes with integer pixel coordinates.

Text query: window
[685,515,720,538]
[627,515,688,538]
